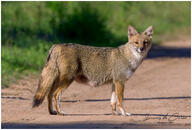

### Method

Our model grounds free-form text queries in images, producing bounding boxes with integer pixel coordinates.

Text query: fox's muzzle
[137,47,145,53]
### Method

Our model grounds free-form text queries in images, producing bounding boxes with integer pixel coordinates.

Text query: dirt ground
[1,39,191,129]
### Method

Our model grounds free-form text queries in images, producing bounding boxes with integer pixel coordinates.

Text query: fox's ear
[128,25,138,39]
[144,25,153,36]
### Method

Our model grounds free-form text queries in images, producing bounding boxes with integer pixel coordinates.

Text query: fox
[32,25,153,116]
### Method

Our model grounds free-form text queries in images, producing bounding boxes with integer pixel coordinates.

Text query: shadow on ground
[147,44,190,58]
[2,122,190,129]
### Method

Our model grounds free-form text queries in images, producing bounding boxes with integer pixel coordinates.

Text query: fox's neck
[129,45,143,61]
[118,43,144,70]
[119,43,143,60]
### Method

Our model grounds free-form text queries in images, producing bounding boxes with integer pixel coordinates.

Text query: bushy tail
[32,45,58,108]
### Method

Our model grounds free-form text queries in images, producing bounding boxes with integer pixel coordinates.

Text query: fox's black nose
[140,47,144,51]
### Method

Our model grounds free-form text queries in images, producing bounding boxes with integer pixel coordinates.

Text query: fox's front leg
[115,81,131,116]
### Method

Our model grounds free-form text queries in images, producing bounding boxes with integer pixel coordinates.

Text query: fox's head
[128,25,153,54]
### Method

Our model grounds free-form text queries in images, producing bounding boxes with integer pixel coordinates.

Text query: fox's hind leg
[47,82,59,115]
[111,84,118,115]
[54,87,63,115]
[53,80,73,115]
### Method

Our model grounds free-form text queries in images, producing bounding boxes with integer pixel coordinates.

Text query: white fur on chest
[130,47,142,61]
[130,47,143,69]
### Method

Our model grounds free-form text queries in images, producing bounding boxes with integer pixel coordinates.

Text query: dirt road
[2,39,191,128]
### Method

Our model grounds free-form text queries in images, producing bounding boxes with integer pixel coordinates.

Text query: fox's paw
[49,111,57,115]
[112,111,120,115]
[57,111,66,116]
[118,112,131,116]
[121,112,132,116]
[125,112,131,116]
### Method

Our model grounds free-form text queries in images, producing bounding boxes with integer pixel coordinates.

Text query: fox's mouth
[137,48,145,53]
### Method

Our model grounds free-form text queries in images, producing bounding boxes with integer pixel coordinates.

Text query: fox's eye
[144,41,148,45]
[135,42,139,44]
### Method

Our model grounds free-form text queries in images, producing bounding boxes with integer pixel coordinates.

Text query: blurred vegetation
[2,1,190,87]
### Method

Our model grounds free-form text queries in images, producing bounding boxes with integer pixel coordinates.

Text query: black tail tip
[32,98,42,108]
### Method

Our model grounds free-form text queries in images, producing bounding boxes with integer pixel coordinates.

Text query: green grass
[2,42,52,88]
[2,1,190,46]
[1,1,190,87]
